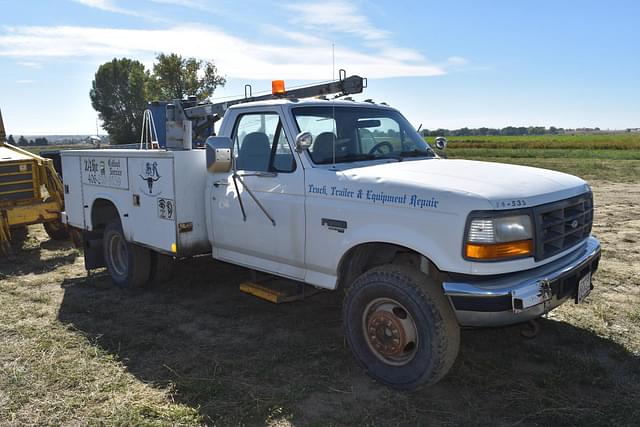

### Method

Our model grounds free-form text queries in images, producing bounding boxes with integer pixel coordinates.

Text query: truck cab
[62,75,601,389]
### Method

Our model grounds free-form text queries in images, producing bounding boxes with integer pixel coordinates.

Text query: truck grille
[0,161,37,203]
[533,192,593,261]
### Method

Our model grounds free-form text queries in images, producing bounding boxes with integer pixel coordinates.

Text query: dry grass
[1,163,639,425]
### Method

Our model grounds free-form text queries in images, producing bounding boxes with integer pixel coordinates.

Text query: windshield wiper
[319,153,401,164]
[398,149,435,158]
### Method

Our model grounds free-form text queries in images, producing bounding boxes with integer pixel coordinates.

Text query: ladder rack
[183,72,367,122]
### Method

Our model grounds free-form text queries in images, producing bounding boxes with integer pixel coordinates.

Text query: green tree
[17,135,28,146]
[90,58,149,144]
[147,53,226,101]
[7,134,15,145]
[91,54,226,144]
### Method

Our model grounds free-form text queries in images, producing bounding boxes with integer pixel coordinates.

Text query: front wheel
[103,221,151,288]
[343,265,460,390]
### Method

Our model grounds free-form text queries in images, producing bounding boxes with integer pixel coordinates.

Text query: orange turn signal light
[465,240,533,260]
[272,80,286,95]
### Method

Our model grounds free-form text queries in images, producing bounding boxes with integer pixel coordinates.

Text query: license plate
[576,271,592,303]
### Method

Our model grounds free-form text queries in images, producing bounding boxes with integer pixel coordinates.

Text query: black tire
[103,221,151,288]
[343,265,460,390]
[6,226,27,254]
[42,197,69,240]
[11,226,28,243]
[44,220,69,240]
[148,251,176,285]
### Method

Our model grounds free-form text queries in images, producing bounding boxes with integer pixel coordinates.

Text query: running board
[239,281,320,304]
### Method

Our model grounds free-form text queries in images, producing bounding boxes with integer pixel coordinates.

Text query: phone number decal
[81,157,129,189]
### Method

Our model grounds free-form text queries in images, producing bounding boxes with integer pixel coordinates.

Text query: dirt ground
[1,180,639,426]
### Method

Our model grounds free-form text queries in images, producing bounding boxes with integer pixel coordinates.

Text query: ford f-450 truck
[61,75,601,389]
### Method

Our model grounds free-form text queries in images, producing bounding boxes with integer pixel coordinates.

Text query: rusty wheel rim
[362,297,418,366]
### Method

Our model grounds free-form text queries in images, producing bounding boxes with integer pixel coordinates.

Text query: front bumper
[442,236,601,327]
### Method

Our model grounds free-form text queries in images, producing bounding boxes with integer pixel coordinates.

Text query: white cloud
[263,25,327,46]
[72,0,141,16]
[15,79,35,84]
[0,25,445,79]
[148,0,209,10]
[17,61,42,68]
[284,1,389,41]
[446,56,468,66]
[280,1,448,73]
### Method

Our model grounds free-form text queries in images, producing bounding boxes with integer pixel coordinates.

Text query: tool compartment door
[173,150,210,256]
[126,156,176,252]
[60,154,84,228]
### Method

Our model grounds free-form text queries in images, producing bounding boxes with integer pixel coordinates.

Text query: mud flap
[83,230,105,270]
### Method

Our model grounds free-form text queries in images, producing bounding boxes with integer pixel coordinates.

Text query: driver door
[209,108,306,280]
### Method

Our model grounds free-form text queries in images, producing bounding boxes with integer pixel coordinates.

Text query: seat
[236,132,271,171]
[310,132,336,164]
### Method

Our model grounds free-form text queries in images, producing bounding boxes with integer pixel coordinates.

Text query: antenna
[332,42,335,81]
[331,100,336,169]
[331,43,336,168]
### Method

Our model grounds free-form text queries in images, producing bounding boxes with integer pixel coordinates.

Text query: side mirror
[434,136,447,150]
[295,131,313,153]
[205,136,233,173]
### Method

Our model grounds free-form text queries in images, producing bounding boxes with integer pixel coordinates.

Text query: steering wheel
[368,141,394,155]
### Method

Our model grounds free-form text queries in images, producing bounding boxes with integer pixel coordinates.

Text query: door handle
[237,171,278,178]
[256,171,277,178]
[214,180,229,187]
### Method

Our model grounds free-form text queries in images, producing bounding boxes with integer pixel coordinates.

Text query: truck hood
[341,158,590,209]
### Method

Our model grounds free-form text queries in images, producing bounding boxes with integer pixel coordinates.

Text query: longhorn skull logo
[140,161,161,194]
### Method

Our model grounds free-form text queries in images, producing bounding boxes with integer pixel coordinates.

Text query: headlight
[465,214,533,260]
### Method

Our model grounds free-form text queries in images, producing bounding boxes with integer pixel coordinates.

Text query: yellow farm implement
[0,108,68,254]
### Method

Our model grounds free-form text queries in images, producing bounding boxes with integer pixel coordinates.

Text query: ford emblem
[570,219,579,229]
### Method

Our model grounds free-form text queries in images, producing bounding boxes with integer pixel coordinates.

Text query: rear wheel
[343,265,460,390]
[103,221,150,288]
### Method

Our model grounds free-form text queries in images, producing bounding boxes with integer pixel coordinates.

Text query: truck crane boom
[148,72,366,150]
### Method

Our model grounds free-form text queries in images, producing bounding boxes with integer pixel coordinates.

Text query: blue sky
[0,0,638,135]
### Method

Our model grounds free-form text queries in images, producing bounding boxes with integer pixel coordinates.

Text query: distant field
[452,158,640,182]
[424,133,640,182]
[447,148,640,159]
[24,144,94,155]
[444,133,640,150]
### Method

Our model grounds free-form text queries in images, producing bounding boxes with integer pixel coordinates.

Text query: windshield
[293,106,435,165]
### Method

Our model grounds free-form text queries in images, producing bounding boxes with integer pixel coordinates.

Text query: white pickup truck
[61,76,601,389]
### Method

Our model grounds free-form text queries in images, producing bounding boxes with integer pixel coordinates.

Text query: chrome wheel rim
[362,297,419,366]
